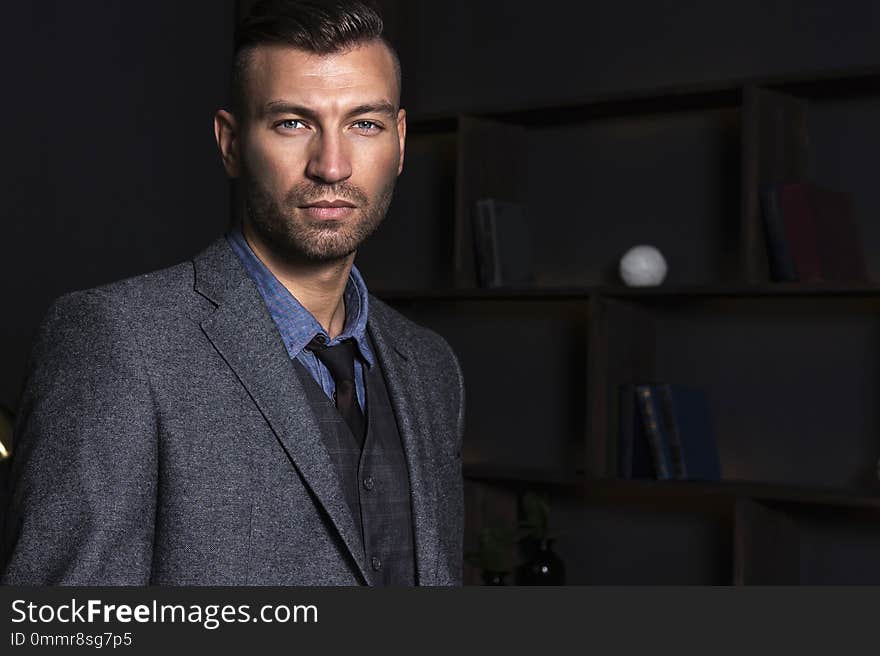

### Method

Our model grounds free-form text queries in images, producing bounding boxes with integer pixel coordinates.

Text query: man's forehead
[246,42,399,105]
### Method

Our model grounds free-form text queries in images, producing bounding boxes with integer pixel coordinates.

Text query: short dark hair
[231,0,401,117]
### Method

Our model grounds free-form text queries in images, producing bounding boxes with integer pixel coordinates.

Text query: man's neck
[241,222,354,339]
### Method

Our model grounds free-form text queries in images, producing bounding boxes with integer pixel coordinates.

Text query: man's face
[229,41,405,263]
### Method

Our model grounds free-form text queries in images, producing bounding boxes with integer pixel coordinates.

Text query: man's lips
[301,199,356,208]
[300,199,357,219]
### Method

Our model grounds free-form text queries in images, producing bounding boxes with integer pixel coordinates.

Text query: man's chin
[277,234,361,263]
[246,207,381,264]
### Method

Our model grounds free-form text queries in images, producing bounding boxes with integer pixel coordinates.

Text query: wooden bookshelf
[357,63,880,585]
[463,467,880,512]
[376,283,880,302]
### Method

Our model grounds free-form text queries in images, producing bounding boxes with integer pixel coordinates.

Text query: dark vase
[516,538,566,585]
[481,570,508,586]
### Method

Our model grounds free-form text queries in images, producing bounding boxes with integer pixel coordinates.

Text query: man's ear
[396,108,406,176]
[214,109,241,178]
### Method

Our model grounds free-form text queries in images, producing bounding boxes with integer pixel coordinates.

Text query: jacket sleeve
[1,289,158,584]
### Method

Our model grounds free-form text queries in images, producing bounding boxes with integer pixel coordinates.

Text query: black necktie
[307,336,366,448]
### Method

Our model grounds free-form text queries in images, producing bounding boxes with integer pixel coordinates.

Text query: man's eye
[353,120,381,133]
[277,119,306,130]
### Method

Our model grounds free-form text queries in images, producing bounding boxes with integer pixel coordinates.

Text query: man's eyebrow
[261,101,398,120]
[262,102,319,120]
[344,102,398,119]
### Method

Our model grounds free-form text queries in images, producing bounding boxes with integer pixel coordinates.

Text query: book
[473,200,500,287]
[762,182,869,283]
[634,385,674,480]
[618,384,652,479]
[656,384,687,478]
[792,183,868,282]
[473,199,533,288]
[778,183,823,282]
[759,183,797,282]
[656,384,721,481]
[619,383,721,481]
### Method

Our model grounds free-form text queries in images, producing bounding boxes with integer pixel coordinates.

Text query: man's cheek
[368,146,401,181]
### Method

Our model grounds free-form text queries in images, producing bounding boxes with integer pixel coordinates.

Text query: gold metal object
[0,406,13,461]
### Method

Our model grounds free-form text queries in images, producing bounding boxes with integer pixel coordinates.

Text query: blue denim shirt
[226,226,374,411]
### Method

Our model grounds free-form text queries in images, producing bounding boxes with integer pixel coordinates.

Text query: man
[1,0,464,586]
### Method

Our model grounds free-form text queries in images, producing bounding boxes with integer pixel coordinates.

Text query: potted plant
[465,525,518,585]
[515,491,566,585]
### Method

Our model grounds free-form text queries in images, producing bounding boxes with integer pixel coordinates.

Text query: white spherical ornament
[619,245,668,287]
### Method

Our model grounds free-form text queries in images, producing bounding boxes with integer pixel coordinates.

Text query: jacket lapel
[368,310,441,586]
[192,238,371,584]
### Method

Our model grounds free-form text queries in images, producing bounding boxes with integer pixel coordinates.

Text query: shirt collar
[226,226,374,368]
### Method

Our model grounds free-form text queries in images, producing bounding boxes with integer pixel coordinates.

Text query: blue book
[619,384,721,481]
[656,384,721,481]
[634,385,674,480]
[759,184,798,282]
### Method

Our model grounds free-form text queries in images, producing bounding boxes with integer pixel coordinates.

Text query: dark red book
[778,184,822,282]
[778,183,869,283]
[808,185,869,282]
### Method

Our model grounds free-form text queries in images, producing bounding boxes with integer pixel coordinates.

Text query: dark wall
[390,1,878,116]
[1,3,236,411]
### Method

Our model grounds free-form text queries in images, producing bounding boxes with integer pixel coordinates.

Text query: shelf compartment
[601,295,880,491]
[393,298,590,478]
[735,498,880,584]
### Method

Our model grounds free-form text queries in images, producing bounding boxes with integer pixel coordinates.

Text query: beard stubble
[241,169,396,264]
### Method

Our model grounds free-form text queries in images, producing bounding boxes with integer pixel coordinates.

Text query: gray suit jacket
[1,237,465,585]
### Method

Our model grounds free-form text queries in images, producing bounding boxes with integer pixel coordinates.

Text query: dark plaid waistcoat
[291,345,416,586]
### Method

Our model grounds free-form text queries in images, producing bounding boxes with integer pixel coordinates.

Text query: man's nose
[306,132,352,184]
